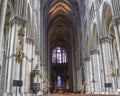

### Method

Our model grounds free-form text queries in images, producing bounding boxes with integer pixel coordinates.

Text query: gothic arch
[109,22,118,65]
[101,3,113,37]
[27,3,32,23]
[109,23,116,52]
[91,23,98,49]
[8,0,14,17]
[26,4,33,38]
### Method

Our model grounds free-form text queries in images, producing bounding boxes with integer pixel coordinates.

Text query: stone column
[90,49,101,93]
[100,37,113,94]
[0,0,8,92]
[0,0,8,47]
[11,20,27,95]
[24,39,32,93]
[6,18,18,93]
[20,30,28,94]
[90,52,95,94]
[85,54,94,94]
[113,19,120,90]
[98,41,106,93]
[6,17,27,95]
[113,20,120,66]
[84,57,91,94]
[76,67,81,91]
[41,1,45,63]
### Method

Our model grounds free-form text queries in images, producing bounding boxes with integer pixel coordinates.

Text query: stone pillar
[98,41,105,93]
[113,19,120,91]
[76,67,81,91]
[90,52,95,94]
[11,21,27,95]
[100,37,113,94]
[84,57,91,94]
[72,55,76,92]
[40,1,44,60]
[89,56,94,94]
[90,49,101,93]
[0,0,8,47]
[113,20,120,66]
[0,0,8,92]
[20,31,28,94]
[24,39,32,93]
[6,18,19,93]
[6,17,28,95]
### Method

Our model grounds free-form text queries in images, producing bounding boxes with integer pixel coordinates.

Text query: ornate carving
[5,27,33,64]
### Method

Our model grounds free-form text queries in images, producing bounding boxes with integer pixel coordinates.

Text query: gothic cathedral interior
[0,0,120,96]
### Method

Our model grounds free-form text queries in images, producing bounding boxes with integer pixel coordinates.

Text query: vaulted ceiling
[44,0,81,51]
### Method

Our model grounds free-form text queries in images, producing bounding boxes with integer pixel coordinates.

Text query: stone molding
[84,57,90,61]
[99,36,111,43]
[113,16,120,23]
[90,49,99,55]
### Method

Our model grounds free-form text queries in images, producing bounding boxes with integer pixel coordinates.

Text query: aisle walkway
[39,93,119,96]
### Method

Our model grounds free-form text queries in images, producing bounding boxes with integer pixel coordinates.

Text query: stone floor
[39,93,119,96]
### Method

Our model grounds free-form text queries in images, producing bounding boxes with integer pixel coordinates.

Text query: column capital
[113,15,120,22]
[84,57,90,61]
[90,49,99,55]
[99,36,112,43]
[112,16,120,27]
[9,16,27,26]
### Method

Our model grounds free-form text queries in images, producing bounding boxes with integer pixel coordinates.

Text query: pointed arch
[101,3,113,37]
[92,23,98,49]
[26,3,33,38]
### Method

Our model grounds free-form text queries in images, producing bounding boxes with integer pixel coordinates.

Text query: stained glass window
[52,46,67,64]
[57,76,62,87]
